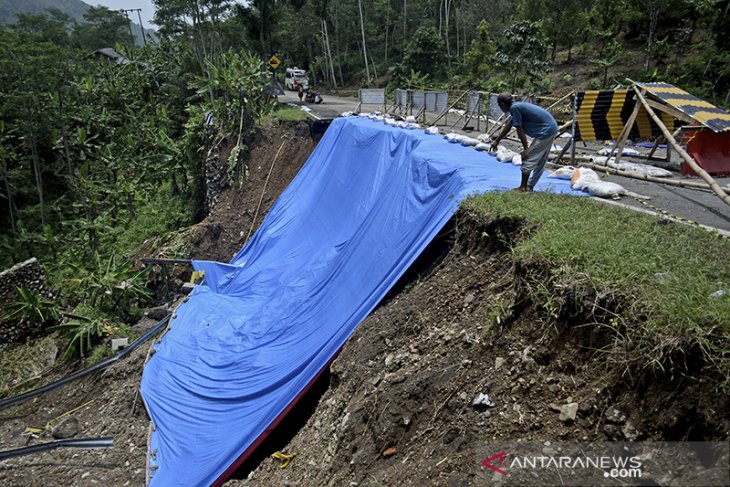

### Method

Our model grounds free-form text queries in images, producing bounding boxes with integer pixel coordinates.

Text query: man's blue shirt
[509,102,558,139]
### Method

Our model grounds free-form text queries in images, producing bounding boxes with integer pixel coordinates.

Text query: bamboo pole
[610,97,642,167]
[431,90,468,126]
[246,140,286,242]
[570,93,576,165]
[552,156,725,191]
[634,87,730,206]
[545,92,573,111]
[647,136,662,159]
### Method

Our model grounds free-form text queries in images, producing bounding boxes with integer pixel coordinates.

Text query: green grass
[463,191,730,386]
[107,186,192,256]
[264,105,310,123]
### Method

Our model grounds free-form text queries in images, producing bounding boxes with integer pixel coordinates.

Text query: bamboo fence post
[432,90,468,127]
[545,92,573,111]
[634,87,730,206]
[553,157,728,191]
[647,137,662,159]
[609,97,642,167]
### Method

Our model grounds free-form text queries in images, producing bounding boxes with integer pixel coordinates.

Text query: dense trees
[261,0,729,104]
[0,3,270,358]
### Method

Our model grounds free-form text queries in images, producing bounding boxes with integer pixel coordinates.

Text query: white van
[285,67,309,91]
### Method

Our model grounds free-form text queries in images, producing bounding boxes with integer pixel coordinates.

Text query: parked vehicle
[305,87,323,104]
[285,67,309,91]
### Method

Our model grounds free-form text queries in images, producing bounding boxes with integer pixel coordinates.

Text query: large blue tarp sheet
[140,117,582,486]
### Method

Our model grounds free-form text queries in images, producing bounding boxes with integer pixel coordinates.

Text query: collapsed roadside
[1,117,728,486]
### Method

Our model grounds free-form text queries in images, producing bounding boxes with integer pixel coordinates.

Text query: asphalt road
[277,89,730,234]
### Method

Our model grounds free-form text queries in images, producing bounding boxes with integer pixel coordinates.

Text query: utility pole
[135,9,147,46]
[120,9,145,47]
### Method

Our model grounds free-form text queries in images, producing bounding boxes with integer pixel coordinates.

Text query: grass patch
[463,191,730,387]
[108,186,192,257]
[264,105,310,123]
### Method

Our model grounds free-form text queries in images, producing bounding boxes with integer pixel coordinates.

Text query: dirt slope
[229,213,729,486]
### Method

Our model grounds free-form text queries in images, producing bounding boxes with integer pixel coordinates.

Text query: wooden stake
[611,96,642,167]
[545,92,573,111]
[246,140,287,242]
[553,156,724,191]
[634,87,730,206]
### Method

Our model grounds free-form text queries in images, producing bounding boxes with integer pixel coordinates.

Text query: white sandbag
[477,133,492,143]
[460,137,480,147]
[404,123,420,130]
[548,166,576,179]
[615,161,673,178]
[585,181,627,198]
[496,145,518,163]
[585,181,651,200]
[405,115,417,123]
[512,155,523,166]
[444,133,466,143]
[598,147,640,156]
[424,126,440,135]
[571,167,600,190]
[340,111,354,117]
[475,143,491,151]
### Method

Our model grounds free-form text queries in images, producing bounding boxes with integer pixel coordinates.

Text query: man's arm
[516,126,529,159]
[491,121,513,151]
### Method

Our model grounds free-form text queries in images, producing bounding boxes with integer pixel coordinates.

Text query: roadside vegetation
[0,6,272,368]
[464,192,730,390]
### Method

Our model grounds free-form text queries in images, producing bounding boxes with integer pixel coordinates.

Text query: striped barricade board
[574,89,683,141]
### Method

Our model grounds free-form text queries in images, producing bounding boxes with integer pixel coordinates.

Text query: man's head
[497,92,513,113]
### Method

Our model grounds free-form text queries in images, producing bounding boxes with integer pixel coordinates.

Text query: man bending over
[490,93,558,192]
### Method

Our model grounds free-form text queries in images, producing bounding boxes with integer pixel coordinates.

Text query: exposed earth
[0,119,727,486]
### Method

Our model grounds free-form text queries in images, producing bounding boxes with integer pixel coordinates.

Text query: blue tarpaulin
[140,117,582,486]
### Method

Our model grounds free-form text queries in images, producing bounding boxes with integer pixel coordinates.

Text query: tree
[13,9,74,46]
[494,21,551,91]
[72,7,129,49]
[464,19,496,78]
[402,26,447,79]
[590,39,623,87]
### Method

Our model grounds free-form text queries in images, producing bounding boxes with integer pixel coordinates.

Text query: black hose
[0,437,114,460]
[0,316,169,410]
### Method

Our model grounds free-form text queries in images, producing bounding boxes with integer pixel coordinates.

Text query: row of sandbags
[342,114,664,199]
[549,166,649,199]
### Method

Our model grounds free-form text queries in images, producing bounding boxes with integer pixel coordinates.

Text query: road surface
[277,89,730,234]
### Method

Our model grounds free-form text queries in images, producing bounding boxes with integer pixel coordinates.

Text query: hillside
[0,0,89,24]
[0,0,154,45]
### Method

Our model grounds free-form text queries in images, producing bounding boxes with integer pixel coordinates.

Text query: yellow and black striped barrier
[636,82,730,133]
[574,89,681,141]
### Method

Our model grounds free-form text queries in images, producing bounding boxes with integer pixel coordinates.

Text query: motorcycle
[305,89,323,104]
